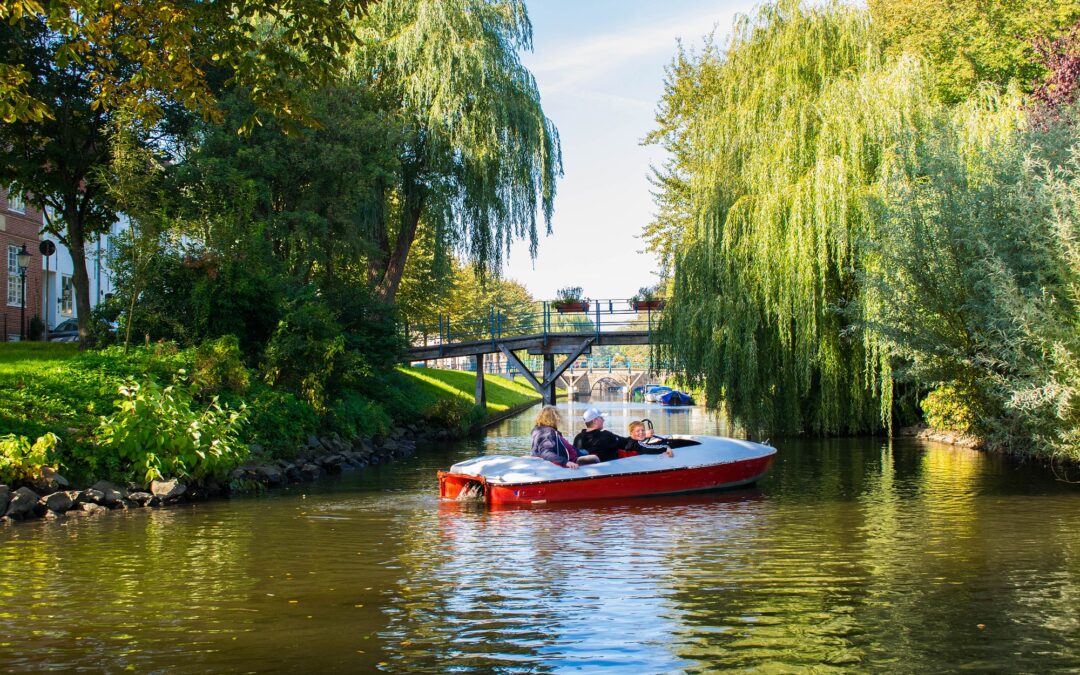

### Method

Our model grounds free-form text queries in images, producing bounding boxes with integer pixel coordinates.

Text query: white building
[40,218,125,329]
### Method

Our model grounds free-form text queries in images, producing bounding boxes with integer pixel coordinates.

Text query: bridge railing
[417,355,665,375]
[403,298,665,349]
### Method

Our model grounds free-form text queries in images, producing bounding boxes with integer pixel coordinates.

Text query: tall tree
[0,0,378,129]
[869,0,1080,104]
[0,18,119,342]
[650,0,939,435]
[353,0,562,302]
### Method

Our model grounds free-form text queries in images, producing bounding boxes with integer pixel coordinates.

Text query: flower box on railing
[553,301,590,313]
[631,299,665,311]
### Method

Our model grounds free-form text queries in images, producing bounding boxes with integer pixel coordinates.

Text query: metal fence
[404,298,665,348]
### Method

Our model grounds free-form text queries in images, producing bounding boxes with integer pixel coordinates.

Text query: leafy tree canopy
[0,0,376,128]
[869,0,1080,104]
[652,0,940,435]
[353,0,562,301]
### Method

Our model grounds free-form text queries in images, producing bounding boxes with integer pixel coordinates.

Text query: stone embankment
[0,426,422,525]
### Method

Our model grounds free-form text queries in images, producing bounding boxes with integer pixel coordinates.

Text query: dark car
[48,318,80,342]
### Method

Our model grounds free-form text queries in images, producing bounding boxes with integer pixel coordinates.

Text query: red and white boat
[438,436,776,505]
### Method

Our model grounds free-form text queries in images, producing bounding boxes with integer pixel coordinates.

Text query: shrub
[424,397,484,436]
[921,385,981,434]
[96,378,248,484]
[0,432,59,484]
[242,386,319,459]
[262,298,346,413]
[27,316,45,341]
[327,392,392,439]
[192,335,251,397]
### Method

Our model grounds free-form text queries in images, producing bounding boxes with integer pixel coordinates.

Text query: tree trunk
[66,209,93,347]
[377,163,424,303]
[378,197,423,303]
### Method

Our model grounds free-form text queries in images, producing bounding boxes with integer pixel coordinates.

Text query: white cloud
[524,9,727,94]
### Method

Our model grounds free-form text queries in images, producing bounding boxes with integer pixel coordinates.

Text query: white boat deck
[447,436,775,485]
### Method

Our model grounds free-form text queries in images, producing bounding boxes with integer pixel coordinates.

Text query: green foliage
[192,335,251,397]
[95,378,248,484]
[872,100,1080,458]
[0,432,59,484]
[397,223,537,339]
[355,0,562,300]
[109,235,287,353]
[27,315,44,341]
[86,301,121,348]
[328,392,393,440]
[921,386,980,435]
[869,0,1080,104]
[262,298,347,413]
[241,386,320,459]
[423,397,485,436]
[0,0,377,127]
[631,285,662,303]
[652,0,922,435]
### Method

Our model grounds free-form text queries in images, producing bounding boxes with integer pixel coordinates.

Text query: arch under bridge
[403,298,669,406]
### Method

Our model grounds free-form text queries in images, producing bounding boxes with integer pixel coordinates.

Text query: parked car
[48,318,80,342]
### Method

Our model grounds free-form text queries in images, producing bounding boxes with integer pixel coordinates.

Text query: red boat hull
[439,454,775,505]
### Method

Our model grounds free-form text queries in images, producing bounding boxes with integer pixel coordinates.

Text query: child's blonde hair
[628,421,645,434]
[534,405,561,429]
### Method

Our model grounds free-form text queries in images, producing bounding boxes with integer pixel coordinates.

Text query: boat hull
[439,452,775,505]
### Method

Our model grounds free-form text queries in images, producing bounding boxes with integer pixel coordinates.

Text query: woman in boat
[531,406,599,468]
[622,420,674,458]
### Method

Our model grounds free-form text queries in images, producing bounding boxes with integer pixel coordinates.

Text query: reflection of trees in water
[379,499,716,672]
[662,439,1080,670]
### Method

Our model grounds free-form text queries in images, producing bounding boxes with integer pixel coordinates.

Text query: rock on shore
[1,425,425,526]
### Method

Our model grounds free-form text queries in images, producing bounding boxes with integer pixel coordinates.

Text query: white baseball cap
[582,408,604,423]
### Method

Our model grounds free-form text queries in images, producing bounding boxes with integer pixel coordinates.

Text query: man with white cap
[572,408,630,463]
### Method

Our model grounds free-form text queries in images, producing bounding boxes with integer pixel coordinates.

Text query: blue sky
[500,1,756,300]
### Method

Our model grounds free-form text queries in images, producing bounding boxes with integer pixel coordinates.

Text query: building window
[7,192,25,214]
[61,274,73,315]
[7,244,23,306]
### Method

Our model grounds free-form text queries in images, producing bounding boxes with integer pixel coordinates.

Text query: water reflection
[1,401,1079,672]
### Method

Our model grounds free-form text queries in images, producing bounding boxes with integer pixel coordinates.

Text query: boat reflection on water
[436,486,770,519]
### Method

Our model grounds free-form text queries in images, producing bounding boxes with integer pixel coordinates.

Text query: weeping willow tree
[651,0,940,435]
[353,0,562,302]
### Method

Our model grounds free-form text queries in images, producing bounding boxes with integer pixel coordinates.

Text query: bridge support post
[475,353,486,408]
[497,339,594,407]
[542,353,555,405]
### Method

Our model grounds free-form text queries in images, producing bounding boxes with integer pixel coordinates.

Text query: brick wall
[1,190,44,340]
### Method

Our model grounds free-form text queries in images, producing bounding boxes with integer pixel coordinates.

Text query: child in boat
[530,405,599,468]
[623,420,674,458]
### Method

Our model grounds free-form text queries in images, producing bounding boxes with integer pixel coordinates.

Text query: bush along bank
[0,341,540,525]
[0,427,425,524]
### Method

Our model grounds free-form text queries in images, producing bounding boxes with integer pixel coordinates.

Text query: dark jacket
[573,428,629,463]
[624,437,669,455]
[531,425,574,466]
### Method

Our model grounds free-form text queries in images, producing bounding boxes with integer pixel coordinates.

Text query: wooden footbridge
[403,298,666,405]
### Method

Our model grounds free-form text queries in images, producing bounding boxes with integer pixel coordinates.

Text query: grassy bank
[0,343,537,488]
[397,366,539,416]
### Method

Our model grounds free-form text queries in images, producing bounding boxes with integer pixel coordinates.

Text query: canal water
[2,400,1079,673]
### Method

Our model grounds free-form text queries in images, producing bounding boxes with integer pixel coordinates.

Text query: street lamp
[16,243,30,340]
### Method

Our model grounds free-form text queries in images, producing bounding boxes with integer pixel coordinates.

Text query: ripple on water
[2,423,1080,672]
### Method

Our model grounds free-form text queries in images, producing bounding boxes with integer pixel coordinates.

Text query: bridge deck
[405,331,651,361]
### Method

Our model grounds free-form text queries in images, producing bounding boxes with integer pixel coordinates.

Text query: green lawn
[0,342,79,376]
[396,366,540,414]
